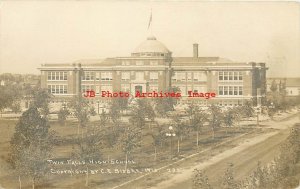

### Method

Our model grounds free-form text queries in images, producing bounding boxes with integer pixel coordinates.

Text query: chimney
[193,43,198,58]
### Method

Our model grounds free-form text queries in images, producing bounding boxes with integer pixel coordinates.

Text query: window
[229,72,233,80]
[101,85,112,92]
[239,86,243,95]
[135,72,144,81]
[219,86,223,95]
[55,72,59,80]
[121,84,130,92]
[219,72,223,80]
[96,72,100,80]
[187,85,192,93]
[219,71,243,81]
[218,86,243,96]
[224,72,228,80]
[234,86,238,95]
[149,85,158,92]
[193,85,206,93]
[82,72,95,81]
[47,72,68,81]
[187,72,192,81]
[149,72,158,81]
[121,72,130,81]
[150,61,158,66]
[96,86,100,94]
[122,61,130,66]
[194,72,207,81]
[136,61,144,66]
[238,72,243,80]
[224,86,228,95]
[47,85,68,94]
[229,86,233,95]
[101,72,113,81]
[82,85,94,93]
[233,72,238,80]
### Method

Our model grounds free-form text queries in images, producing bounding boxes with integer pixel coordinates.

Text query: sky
[0,1,299,77]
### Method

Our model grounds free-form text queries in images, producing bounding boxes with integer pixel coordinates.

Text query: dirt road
[152,117,299,189]
[113,114,299,189]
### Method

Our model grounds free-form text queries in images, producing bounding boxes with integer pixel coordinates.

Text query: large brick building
[39,35,267,111]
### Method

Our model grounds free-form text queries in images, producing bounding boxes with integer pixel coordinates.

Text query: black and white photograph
[0,1,299,189]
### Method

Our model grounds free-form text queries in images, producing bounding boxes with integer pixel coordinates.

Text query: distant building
[39,35,267,112]
[267,77,300,98]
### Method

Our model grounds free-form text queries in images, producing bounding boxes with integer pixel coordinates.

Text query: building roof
[172,57,232,63]
[133,35,170,54]
[286,78,300,87]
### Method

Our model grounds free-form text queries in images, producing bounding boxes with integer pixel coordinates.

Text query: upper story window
[219,71,243,81]
[122,61,130,66]
[47,71,68,81]
[96,72,100,80]
[150,61,158,66]
[172,72,186,82]
[193,72,207,81]
[135,72,144,81]
[136,61,144,66]
[149,72,158,81]
[82,71,95,81]
[121,72,130,81]
[101,72,113,81]
[187,72,192,81]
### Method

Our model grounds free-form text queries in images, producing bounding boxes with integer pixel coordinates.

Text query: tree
[208,105,223,139]
[270,79,277,93]
[186,104,208,147]
[129,99,155,129]
[68,97,90,136]
[10,107,55,189]
[118,126,141,171]
[10,100,22,113]
[193,169,212,189]
[0,85,15,116]
[150,126,166,161]
[154,86,180,116]
[57,108,70,126]
[109,99,122,126]
[223,108,239,134]
[89,106,97,116]
[241,101,254,118]
[99,110,109,127]
[72,127,103,186]
[31,87,52,117]
[171,115,188,153]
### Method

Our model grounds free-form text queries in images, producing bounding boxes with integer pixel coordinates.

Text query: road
[113,113,299,189]
[155,116,299,189]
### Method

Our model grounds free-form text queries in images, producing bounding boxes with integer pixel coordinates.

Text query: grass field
[0,112,296,189]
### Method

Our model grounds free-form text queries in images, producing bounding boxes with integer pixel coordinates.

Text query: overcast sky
[0,1,299,77]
